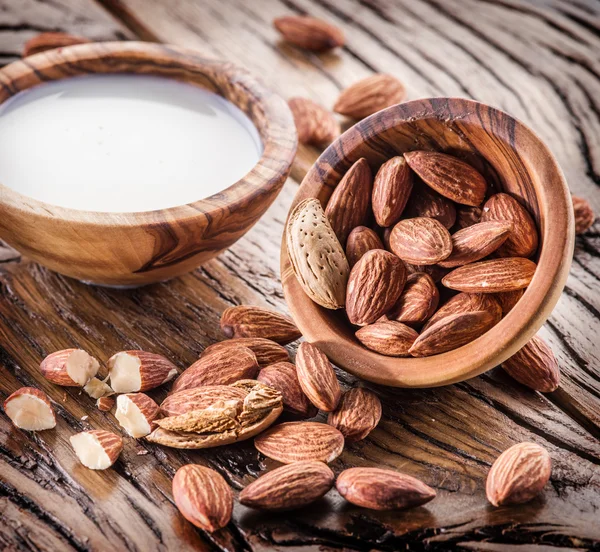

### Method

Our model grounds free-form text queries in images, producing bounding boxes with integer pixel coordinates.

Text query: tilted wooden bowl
[281,98,574,388]
[0,42,296,286]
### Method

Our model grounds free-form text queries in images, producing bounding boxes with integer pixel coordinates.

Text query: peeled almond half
[70,430,123,470]
[3,387,56,431]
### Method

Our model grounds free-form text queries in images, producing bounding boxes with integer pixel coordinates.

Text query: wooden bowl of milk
[0,42,296,286]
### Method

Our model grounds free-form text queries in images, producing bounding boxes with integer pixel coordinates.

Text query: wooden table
[1,1,599,550]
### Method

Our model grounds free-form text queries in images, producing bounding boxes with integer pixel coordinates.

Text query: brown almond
[325,158,373,246]
[257,361,317,418]
[172,465,233,532]
[327,388,382,441]
[23,32,90,57]
[336,467,436,510]
[424,292,502,331]
[334,74,406,119]
[286,198,350,310]
[388,272,439,325]
[409,310,497,357]
[3,387,56,431]
[346,226,384,267]
[480,193,538,257]
[108,351,178,393]
[441,258,536,293]
[96,396,115,412]
[255,421,344,464]
[454,205,482,230]
[160,385,248,417]
[346,249,407,325]
[404,151,487,206]
[220,305,301,345]
[495,289,525,315]
[70,430,123,470]
[404,262,450,284]
[438,221,512,268]
[572,195,595,235]
[273,15,345,51]
[202,338,289,367]
[486,442,551,507]
[389,217,452,265]
[404,184,457,229]
[239,461,334,511]
[501,335,560,392]
[372,156,413,227]
[355,320,418,357]
[295,342,341,412]
[41,349,100,387]
[288,97,340,147]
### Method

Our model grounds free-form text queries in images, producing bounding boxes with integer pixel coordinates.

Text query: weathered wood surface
[1,0,599,550]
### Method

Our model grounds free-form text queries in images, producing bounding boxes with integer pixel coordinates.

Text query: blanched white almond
[70,430,123,470]
[116,393,160,438]
[3,387,56,431]
[108,351,178,393]
[83,377,114,399]
[40,349,100,387]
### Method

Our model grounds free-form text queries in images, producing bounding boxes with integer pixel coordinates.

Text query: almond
[116,393,160,438]
[346,226,384,267]
[160,385,248,417]
[286,198,350,309]
[438,221,512,268]
[171,346,258,393]
[96,396,115,412]
[288,97,340,147]
[108,351,178,393]
[441,258,536,293]
[83,377,114,399]
[388,272,439,325]
[202,338,289,367]
[273,15,345,51]
[372,156,413,227]
[325,158,373,246]
[486,442,551,507]
[255,421,344,464]
[404,151,487,206]
[495,289,525,315]
[22,32,90,57]
[239,461,334,511]
[346,249,407,326]
[295,342,341,412]
[172,465,233,532]
[389,217,452,265]
[424,293,502,331]
[334,74,406,119]
[404,262,449,284]
[501,335,560,392]
[355,320,418,357]
[404,183,457,229]
[409,310,498,357]
[480,193,538,257]
[572,195,595,235]
[3,387,56,431]
[327,388,382,441]
[257,361,317,418]
[336,467,436,510]
[70,430,123,470]
[220,305,301,345]
[455,205,482,230]
[40,349,100,387]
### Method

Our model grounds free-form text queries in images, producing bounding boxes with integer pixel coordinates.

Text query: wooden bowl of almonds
[281,97,574,387]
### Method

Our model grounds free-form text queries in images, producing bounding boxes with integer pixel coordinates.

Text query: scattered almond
[220,305,301,345]
[424,293,502,331]
[346,226,384,267]
[273,15,345,51]
[3,387,56,431]
[70,430,123,470]
[355,320,418,357]
[404,184,457,229]
[22,32,90,57]
[160,385,247,417]
[334,74,406,119]
[327,388,382,441]
[389,217,452,265]
[96,396,115,412]
[83,377,114,399]
[40,349,100,387]
[572,195,595,234]
[288,97,340,147]
[116,393,160,438]
[202,338,289,367]
[372,156,413,227]
[388,272,439,325]
[295,342,341,411]
[108,351,178,393]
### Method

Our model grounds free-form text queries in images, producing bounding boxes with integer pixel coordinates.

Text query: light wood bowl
[281,98,574,388]
[0,42,296,286]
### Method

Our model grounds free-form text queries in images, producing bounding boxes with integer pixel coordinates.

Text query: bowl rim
[280,97,574,388]
[0,41,297,227]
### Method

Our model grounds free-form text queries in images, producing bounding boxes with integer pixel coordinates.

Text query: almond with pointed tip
[295,342,341,411]
[202,338,289,367]
[108,351,178,393]
[388,272,439,325]
[172,464,233,532]
[4,387,56,431]
[220,305,301,345]
[372,156,413,227]
[23,32,90,57]
[486,442,551,507]
[160,385,248,417]
[404,151,487,206]
[327,388,382,441]
[389,217,452,265]
[334,74,406,119]
[288,97,340,147]
[424,292,502,331]
[572,195,595,235]
[70,430,123,470]
[116,393,160,438]
[355,320,418,357]
[404,184,457,229]
[442,258,536,293]
[273,15,345,51]
[346,226,384,267]
[40,349,100,387]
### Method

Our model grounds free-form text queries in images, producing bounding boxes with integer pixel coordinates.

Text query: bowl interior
[281,97,574,387]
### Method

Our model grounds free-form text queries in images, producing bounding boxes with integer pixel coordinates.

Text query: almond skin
[572,195,595,234]
[273,15,345,51]
[172,465,233,532]
[501,335,560,392]
[438,221,512,268]
[388,272,439,325]
[424,293,502,331]
[239,461,334,511]
[486,442,551,507]
[336,467,436,510]
[455,205,482,230]
[480,193,538,257]
[355,320,418,357]
[325,158,373,246]
[404,184,457,229]
[346,249,407,326]
[160,385,248,417]
[389,217,452,265]
[404,151,487,206]
[255,421,344,464]
[288,97,340,147]
[495,289,525,315]
[409,310,498,357]
[441,258,536,293]
[202,338,289,367]
[23,32,90,57]
[346,226,384,267]
[295,342,341,412]
[327,388,382,441]
[372,156,413,227]
[220,305,301,345]
[334,74,406,119]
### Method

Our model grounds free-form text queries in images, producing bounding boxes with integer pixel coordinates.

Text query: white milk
[0,74,263,212]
